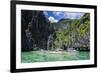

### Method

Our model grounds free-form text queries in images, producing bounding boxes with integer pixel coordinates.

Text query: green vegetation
[54,13,90,48]
[21,11,90,63]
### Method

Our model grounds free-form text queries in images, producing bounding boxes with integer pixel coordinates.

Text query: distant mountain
[50,18,74,32]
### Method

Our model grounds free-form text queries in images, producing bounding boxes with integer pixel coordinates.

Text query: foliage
[21,10,90,51]
[54,13,90,48]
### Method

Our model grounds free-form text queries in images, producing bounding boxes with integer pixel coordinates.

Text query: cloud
[63,12,84,19]
[48,16,58,23]
[53,12,63,16]
[52,11,84,19]
[43,11,48,16]
[53,12,64,19]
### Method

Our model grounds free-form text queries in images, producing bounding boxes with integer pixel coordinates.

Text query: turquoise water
[21,51,90,63]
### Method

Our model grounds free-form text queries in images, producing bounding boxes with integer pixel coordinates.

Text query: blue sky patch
[43,11,84,23]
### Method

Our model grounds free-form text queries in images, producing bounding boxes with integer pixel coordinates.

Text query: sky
[43,11,84,23]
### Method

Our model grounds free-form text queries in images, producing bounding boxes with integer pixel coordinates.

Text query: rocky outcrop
[21,10,51,51]
[54,13,90,51]
[71,13,90,50]
[21,11,90,51]
[21,10,33,51]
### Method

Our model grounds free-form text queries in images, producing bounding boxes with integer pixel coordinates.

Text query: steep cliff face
[71,13,90,48]
[21,10,33,51]
[54,13,90,50]
[21,10,51,51]
[21,11,90,51]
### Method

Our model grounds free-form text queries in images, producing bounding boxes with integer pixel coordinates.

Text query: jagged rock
[21,11,90,51]
[21,10,51,51]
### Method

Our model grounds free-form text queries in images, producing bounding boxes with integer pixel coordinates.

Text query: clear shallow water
[21,51,90,63]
